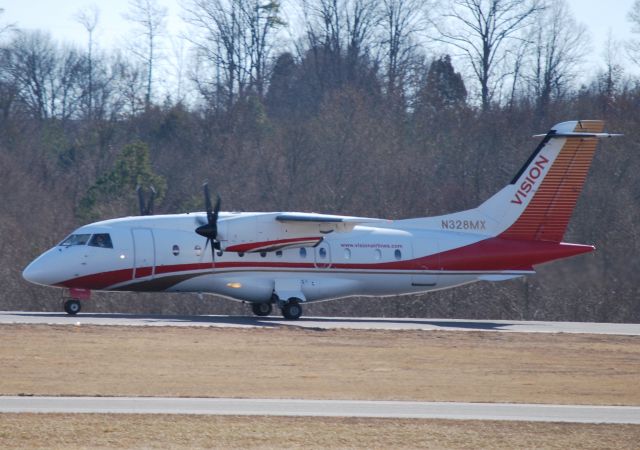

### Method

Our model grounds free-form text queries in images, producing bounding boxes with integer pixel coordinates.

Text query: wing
[217,212,391,253]
[276,212,389,226]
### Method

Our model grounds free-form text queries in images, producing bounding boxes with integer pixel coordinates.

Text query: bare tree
[5,30,81,120]
[628,0,640,64]
[527,0,588,118]
[183,0,283,108]
[75,5,100,119]
[378,0,428,97]
[299,0,380,92]
[184,0,248,109]
[0,8,16,39]
[598,32,624,112]
[168,37,188,103]
[123,0,167,108]
[303,0,379,59]
[112,54,148,116]
[432,0,543,111]
[241,1,285,97]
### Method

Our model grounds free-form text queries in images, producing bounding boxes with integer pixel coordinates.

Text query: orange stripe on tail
[500,120,604,242]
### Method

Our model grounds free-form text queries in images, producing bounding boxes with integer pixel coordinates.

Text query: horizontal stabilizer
[532,132,622,138]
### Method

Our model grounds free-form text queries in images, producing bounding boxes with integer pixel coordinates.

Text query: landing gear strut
[62,288,90,315]
[251,302,272,317]
[281,299,302,320]
[64,299,81,315]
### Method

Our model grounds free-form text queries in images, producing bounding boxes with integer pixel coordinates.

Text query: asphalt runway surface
[1,396,639,424]
[1,311,639,335]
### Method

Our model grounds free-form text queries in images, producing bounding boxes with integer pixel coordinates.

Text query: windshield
[59,234,91,247]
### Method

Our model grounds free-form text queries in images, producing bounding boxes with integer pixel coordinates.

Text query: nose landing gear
[62,288,90,315]
[64,299,81,315]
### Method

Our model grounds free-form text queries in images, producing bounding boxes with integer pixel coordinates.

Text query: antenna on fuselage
[136,185,156,216]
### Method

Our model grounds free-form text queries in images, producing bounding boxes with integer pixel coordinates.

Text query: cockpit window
[89,233,113,249]
[59,234,91,247]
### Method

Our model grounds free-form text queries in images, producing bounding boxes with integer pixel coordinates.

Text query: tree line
[0,1,639,322]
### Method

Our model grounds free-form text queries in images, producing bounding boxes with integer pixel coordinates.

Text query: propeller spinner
[195,182,221,260]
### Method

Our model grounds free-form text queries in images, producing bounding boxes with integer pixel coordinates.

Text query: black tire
[281,300,302,320]
[64,299,81,315]
[251,302,272,317]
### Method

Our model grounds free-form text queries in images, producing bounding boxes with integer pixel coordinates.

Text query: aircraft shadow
[6,312,512,331]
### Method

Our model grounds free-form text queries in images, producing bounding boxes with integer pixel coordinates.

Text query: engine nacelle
[217,214,324,253]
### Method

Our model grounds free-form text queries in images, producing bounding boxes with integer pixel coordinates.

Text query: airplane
[22,120,619,320]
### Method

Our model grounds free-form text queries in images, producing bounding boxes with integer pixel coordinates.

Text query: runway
[1,311,639,335]
[1,396,639,424]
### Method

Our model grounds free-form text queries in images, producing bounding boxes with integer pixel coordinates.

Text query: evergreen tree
[416,55,467,114]
[78,141,166,220]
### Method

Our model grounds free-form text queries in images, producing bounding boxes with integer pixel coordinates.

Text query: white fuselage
[25,212,526,305]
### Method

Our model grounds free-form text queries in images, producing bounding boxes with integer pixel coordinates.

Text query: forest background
[1,0,639,322]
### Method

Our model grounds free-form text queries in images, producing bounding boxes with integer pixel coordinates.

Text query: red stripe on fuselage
[135,267,153,278]
[57,268,134,290]
[56,237,594,291]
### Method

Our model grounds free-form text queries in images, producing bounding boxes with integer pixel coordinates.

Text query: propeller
[195,182,221,261]
[136,185,156,216]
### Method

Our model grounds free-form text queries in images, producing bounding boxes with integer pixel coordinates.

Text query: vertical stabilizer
[479,120,614,242]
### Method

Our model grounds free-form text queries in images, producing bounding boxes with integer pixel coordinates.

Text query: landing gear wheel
[281,300,302,320]
[251,302,272,317]
[64,299,81,315]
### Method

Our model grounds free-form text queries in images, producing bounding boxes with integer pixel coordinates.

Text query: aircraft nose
[22,254,56,286]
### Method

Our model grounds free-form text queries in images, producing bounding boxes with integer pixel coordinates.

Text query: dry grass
[0,324,638,405]
[0,413,639,450]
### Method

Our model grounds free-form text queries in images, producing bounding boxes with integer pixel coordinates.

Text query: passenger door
[132,228,155,279]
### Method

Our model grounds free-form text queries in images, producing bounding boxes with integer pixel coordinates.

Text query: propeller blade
[212,194,220,246]
[147,186,156,215]
[196,182,221,258]
[136,185,145,215]
[136,185,156,216]
[210,238,217,261]
[203,182,213,220]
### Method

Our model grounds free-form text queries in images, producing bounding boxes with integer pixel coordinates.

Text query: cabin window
[172,245,180,256]
[260,252,267,258]
[319,247,327,259]
[344,248,351,259]
[374,249,382,260]
[394,249,402,260]
[88,233,113,249]
[299,248,307,258]
[276,250,283,258]
[194,245,202,256]
[59,234,91,247]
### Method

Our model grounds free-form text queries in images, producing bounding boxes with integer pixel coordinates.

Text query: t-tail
[400,120,620,271]
[478,120,619,242]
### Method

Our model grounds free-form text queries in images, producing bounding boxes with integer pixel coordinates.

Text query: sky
[1,0,638,76]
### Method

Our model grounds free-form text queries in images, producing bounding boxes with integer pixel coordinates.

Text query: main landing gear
[250,296,303,320]
[281,299,302,320]
[64,299,81,315]
[251,301,272,317]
